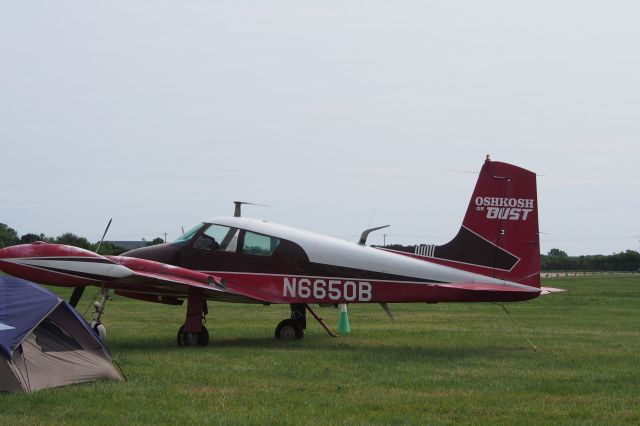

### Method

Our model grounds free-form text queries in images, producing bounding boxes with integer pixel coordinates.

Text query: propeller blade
[95,218,113,254]
[69,286,86,308]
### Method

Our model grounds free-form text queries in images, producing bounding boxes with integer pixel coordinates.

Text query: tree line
[0,223,164,255]
[541,248,639,272]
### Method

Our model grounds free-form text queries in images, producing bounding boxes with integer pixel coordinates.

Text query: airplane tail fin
[415,157,540,287]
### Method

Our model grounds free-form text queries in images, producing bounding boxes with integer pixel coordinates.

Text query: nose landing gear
[90,287,110,341]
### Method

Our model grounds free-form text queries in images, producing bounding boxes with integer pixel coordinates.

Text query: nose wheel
[90,321,107,341]
[90,287,110,342]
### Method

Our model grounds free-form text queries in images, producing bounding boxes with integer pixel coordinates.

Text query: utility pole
[383,233,387,246]
[163,232,168,243]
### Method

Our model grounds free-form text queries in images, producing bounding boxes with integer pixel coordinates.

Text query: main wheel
[177,324,210,346]
[275,319,304,340]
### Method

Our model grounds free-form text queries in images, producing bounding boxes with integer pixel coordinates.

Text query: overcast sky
[1,1,639,255]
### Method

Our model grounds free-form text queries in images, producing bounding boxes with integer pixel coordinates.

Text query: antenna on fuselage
[358,225,390,245]
[233,201,270,217]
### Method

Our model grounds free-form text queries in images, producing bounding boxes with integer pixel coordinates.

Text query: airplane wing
[110,256,280,304]
[0,243,271,304]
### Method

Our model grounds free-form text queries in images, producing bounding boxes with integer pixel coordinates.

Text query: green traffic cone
[338,303,350,335]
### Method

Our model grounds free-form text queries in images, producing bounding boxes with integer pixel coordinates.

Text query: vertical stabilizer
[415,158,541,287]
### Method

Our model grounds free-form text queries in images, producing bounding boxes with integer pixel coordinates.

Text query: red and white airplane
[0,157,555,346]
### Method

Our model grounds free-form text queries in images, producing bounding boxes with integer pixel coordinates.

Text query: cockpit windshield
[173,223,204,243]
[192,224,240,252]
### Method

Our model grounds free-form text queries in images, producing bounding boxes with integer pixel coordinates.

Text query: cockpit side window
[242,231,280,256]
[224,229,240,252]
[193,224,240,252]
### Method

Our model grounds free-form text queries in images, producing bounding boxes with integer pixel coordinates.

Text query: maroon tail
[416,157,540,287]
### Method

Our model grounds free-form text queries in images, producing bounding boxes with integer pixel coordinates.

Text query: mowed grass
[1,276,639,425]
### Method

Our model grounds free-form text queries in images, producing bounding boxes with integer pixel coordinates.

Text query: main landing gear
[177,289,209,346]
[275,304,338,340]
[177,323,209,346]
[174,298,338,346]
[275,304,306,340]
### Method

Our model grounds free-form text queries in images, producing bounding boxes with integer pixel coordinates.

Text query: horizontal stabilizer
[436,282,540,293]
[540,287,567,295]
[429,281,541,302]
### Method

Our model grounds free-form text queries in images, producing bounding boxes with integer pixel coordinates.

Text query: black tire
[177,324,210,346]
[275,319,304,340]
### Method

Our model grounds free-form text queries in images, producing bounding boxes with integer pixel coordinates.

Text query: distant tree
[94,242,127,256]
[55,233,93,250]
[146,237,165,246]
[0,223,19,248]
[612,250,640,271]
[541,248,640,271]
[20,233,52,244]
[371,244,416,253]
[547,248,568,257]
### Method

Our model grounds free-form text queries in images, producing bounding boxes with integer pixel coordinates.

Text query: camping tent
[0,275,123,392]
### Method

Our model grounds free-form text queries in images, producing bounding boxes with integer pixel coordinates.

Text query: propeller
[69,286,86,308]
[95,218,112,254]
[69,218,112,308]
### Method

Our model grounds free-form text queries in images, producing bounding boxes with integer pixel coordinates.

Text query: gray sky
[1,1,639,255]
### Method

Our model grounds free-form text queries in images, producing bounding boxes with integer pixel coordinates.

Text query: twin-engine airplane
[0,157,553,346]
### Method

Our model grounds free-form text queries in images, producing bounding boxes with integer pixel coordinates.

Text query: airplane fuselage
[122,217,540,304]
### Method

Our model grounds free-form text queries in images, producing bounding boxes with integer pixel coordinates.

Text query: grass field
[1,276,639,425]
